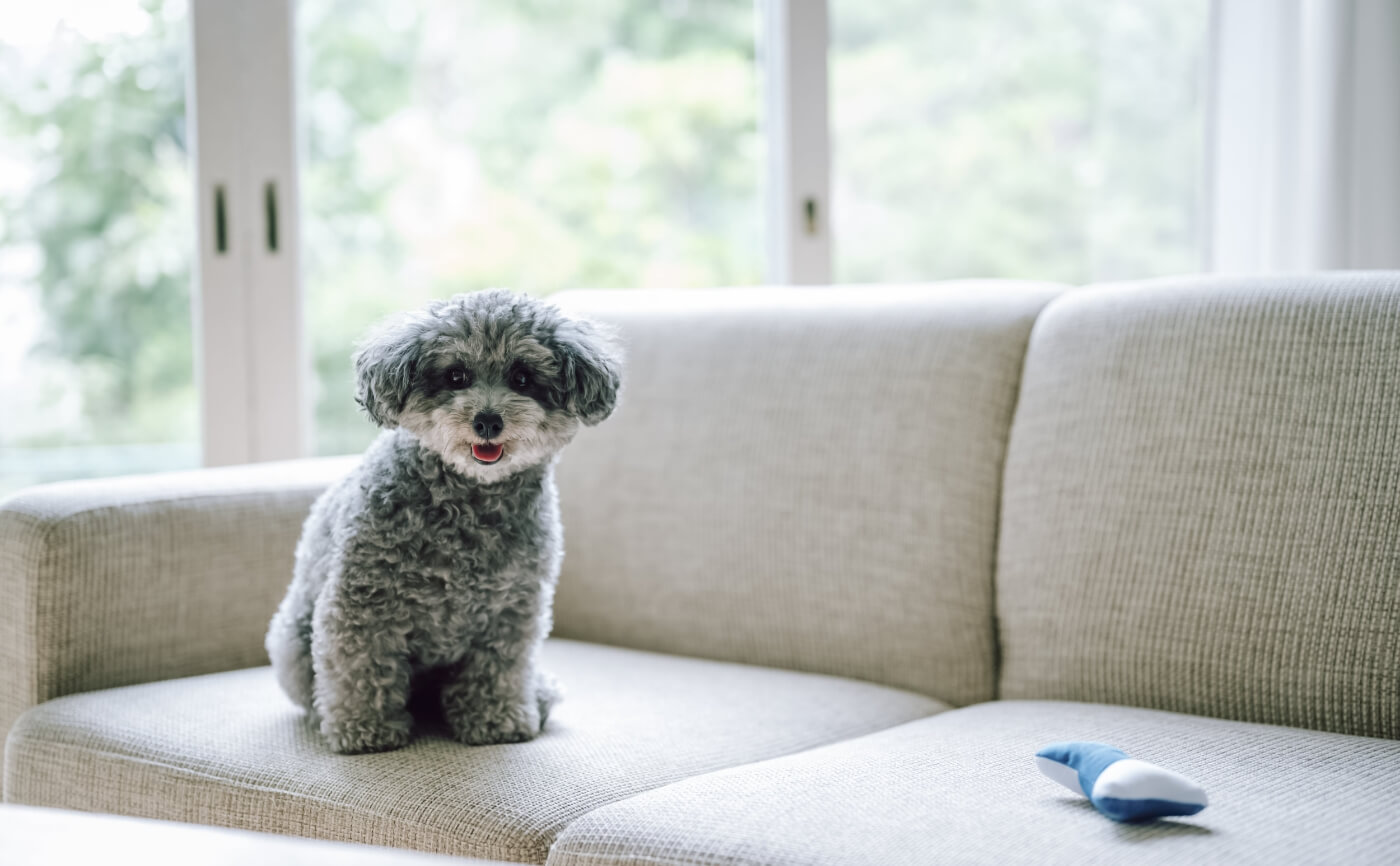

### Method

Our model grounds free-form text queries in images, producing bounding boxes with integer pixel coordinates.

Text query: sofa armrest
[0,457,356,740]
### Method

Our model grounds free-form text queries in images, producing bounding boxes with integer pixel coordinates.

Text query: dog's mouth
[470,442,505,465]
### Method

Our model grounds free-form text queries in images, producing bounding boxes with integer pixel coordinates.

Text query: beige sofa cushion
[549,700,1400,865]
[3,639,942,863]
[997,273,1400,739]
[552,283,1060,706]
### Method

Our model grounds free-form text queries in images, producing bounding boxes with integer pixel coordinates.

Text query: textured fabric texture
[550,283,1060,705]
[4,804,507,866]
[0,457,357,742]
[998,273,1400,739]
[549,700,1400,866]
[4,639,944,863]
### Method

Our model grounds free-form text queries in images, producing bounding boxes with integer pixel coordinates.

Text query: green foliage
[0,0,194,450]
[831,0,1209,283]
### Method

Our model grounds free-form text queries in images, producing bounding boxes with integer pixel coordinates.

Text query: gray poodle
[266,290,621,754]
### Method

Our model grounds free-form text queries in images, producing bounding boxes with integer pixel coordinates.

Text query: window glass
[831,0,1210,284]
[0,0,196,496]
[301,0,763,455]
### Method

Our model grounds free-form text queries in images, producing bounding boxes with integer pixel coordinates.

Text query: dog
[266,289,621,754]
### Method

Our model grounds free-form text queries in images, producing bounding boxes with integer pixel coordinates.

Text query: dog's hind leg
[266,599,317,714]
[269,497,340,716]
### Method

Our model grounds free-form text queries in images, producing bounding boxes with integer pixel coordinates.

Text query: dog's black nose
[472,412,504,440]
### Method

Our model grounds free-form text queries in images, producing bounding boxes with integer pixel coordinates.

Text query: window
[0,0,1220,491]
[0,0,196,496]
[300,0,763,454]
[831,0,1210,284]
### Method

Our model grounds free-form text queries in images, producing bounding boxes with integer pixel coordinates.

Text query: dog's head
[353,290,622,482]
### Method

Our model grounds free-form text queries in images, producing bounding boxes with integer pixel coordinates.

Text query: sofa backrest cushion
[997,273,1400,739]
[551,283,1060,706]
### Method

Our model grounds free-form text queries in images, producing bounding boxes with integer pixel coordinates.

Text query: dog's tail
[536,669,564,728]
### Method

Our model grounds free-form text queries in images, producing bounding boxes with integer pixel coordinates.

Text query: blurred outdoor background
[0,0,1208,493]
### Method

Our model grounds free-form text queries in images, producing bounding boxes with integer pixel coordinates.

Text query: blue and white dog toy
[1036,742,1208,822]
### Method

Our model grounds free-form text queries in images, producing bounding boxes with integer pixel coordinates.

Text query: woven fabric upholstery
[3,639,943,863]
[550,283,1060,705]
[998,273,1400,739]
[549,700,1400,866]
[0,457,356,742]
[5,805,508,866]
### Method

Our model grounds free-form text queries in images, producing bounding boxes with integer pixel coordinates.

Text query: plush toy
[1035,742,1208,822]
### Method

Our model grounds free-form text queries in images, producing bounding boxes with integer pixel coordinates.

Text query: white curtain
[1209,0,1400,272]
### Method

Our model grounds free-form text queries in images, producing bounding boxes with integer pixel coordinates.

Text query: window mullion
[189,0,305,467]
[190,0,253,466]
[240,0,306,462]
[761,0,833,285]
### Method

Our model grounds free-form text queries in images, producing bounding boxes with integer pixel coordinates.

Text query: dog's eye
[509,368,531,390]
[447,367,472,389]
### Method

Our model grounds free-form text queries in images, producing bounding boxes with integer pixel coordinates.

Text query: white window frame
[1207,0,1400,272]
[186,0,828,467]
[189,0,305,466]
[761,0,833,285]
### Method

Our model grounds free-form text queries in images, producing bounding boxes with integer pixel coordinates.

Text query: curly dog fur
[266,290,621,754]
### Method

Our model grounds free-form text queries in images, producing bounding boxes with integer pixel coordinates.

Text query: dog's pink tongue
[472,443,504,463]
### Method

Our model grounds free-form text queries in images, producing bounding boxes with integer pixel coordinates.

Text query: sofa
[2,273,1398,864]
[4,804,509,865]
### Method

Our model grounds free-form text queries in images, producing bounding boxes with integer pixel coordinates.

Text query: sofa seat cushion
[3,639,943,864]
[549,700,1400,866]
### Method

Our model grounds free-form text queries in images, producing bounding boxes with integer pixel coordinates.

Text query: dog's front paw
[321,714,413,754]
[446,701,543,746]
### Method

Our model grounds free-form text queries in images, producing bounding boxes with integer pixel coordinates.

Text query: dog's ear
[552,318,623,426]
[353,313,426,428]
